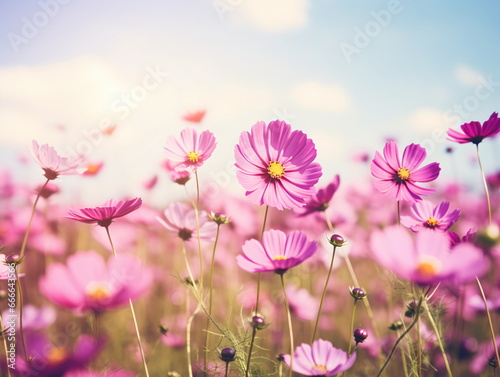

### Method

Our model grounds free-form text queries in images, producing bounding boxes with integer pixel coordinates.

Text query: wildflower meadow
[0,114,499,377]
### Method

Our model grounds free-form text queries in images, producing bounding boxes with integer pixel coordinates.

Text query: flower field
[1,116,499,377]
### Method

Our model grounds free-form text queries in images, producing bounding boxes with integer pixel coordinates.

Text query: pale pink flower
[156,202,216,242]
[29,140,84,180]
[164,128,216,171]
[39,250,152,313]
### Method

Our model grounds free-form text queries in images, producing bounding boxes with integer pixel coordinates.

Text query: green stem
[476,145,492,225]
[476,277,500,367]
[19,178,49,260]
[0,311,12,377]
[186,293,193,377]
[312,244,337,342]
[280,274,294,377]
[246,206,270,377]
[15,270,28,363]
[193,170,204,291]
[324,213,381,342]
[376,297,423,377]
[105,227,149,377]
[245,328,257,377]
[205,224,221,369]
[422,299,453,377]
[347,300,357,356]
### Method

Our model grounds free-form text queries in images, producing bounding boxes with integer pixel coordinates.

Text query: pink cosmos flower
[296,175,340,217]
[282,339,356,376]
[66,198,142,228]
[400,200,460,232]
[39,250,151,313]
[370,226,488,286]
[236,229,317,275]
[234,120,323,210]
[447,112,500,144]
[371,141,440,202]
[163,159,191,185]
[156,202,216,242]
[16,334,104,377]
[29,140,84,180]
[163,128,216,171]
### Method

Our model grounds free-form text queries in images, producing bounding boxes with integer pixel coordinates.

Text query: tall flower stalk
[311,234,343,342]
[279,273,294,377]
[447,112,500,225]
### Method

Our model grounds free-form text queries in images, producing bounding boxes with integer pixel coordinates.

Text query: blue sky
[1,0,499,204]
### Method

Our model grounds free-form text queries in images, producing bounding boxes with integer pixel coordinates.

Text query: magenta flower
[282,339,356,376]
[234,120,323,210]
[29,140,84,180]
[447,112,500,144]
[296,175,341,217]
[163,128,216,171]
[66,198,142,228]
[39,250,152,313]
[156,202,216,242]
[370,226,488,285]
[400,200,460,232]
[15,334,104,377]
[371,141,440,202]
[236,229,317,275]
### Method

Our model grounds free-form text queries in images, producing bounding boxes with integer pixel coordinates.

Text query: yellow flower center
[272,255,287,261]
[86,281,112,301]
[46,347,68,366]
[268,161,285,179]
[397,167,410,181]
[426,217,439,227]
[311,364,328,374]
[416,256,441,279]
[187,151,199,163]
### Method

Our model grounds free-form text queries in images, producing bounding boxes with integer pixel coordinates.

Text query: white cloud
[407,107,444,131]
[232,0,310,32]
[291,80,351,113]
[455,64,486,86]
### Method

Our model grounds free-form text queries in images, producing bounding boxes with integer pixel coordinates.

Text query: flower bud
[328,234,346,247]
[388,320,404,331]
[405,301,424,318]
[5,254,24,266]
[350,287,367,300]
[210,212,231,225]
[249,315,269,330]
[159,324,169,335]
[353,328,368,344]
[219,347,236,363]
[489,356,498,368]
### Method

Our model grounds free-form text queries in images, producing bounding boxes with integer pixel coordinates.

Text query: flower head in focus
[447,112,500,145]
[401,200,460,232]
[164,128,216,171]
[66,198,142,228]
[236,229,317,275]
[29,140,84,180]
[371,141,440,202]
[234,120,322,210]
